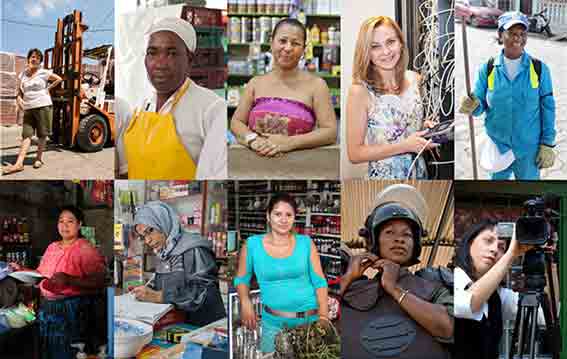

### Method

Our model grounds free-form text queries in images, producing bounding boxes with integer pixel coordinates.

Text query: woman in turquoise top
[234,193,329,353]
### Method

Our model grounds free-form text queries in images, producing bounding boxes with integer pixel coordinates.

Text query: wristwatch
[244,132,259,148]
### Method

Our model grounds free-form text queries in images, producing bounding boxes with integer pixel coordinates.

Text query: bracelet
[248,137,258,148]
[398,289,409,305]
[318,315,330,322]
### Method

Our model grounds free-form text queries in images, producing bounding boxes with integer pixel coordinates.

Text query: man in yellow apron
[117,17,227,180]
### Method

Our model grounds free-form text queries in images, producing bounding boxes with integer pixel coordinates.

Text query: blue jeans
[491,155,540,180]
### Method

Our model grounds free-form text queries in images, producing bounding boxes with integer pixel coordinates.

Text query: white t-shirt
[19,68,53,110]
[454,267,545,324]
[116,78,227,179]
[503,55,522,81]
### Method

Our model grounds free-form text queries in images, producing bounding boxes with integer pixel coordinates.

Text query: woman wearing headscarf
[129,201,225,326]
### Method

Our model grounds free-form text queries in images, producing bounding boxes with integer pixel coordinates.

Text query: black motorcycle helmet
[359,202,426,266]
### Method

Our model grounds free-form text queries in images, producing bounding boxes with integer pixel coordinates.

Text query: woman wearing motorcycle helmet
[340,184,453,359]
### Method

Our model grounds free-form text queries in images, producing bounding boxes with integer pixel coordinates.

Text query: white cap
[145,17,197,53]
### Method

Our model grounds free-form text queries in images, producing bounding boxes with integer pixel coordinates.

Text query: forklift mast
[44,10,86,147]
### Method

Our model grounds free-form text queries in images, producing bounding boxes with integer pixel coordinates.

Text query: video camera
[515,197,550,246]
[498,197,557,291]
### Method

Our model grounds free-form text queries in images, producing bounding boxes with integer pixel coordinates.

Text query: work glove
[458,94,480,115]
[536,144,555,169]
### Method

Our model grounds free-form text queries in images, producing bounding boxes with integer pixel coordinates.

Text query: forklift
[44,10,115,153]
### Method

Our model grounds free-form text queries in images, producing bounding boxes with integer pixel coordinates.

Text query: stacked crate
[0,52,25,126]
[182,5,227,90]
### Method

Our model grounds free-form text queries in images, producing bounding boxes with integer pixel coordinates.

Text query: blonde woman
[346,16,436,179]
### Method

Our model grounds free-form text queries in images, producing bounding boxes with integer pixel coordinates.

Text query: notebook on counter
[114,294,173,325]
[8,271,45,284]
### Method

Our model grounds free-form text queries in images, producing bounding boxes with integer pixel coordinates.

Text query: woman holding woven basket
[234,193,330,354]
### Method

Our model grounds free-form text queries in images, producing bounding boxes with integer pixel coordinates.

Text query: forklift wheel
[77,114,108,152]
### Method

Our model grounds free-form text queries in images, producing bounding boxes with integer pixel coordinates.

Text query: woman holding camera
[454,219,542,359]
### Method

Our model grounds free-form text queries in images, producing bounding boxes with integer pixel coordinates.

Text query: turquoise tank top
[234,234,327,312]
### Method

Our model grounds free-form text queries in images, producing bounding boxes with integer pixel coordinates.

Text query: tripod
[508,250,560,359]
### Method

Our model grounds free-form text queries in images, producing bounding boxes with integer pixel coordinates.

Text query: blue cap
[498,11,529,31]
[0,261,11,281]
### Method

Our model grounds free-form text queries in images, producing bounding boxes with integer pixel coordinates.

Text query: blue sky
[1,0,114,57]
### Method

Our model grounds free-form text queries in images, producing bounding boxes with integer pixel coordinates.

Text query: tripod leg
[517,307,527,358]
[529,306,538,359]
[545,254,558,323]
[540,293,560,359]
[510,299,524,359]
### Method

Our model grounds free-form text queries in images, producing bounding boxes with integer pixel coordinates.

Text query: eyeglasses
[133,226,155,241]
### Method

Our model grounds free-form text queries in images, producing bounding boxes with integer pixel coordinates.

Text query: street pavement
[455,22,567,179]
[1,125,114,179]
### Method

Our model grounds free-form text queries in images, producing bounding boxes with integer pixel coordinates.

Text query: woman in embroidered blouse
[9,205,106,359]
[234,193,329,353]
[230,18,337,157]
[3,48,62,175]
[346,16,437,179]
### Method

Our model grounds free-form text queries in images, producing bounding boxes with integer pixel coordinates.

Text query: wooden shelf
[319,253,340,259]
[229,72,339,80]
[240,228,265,233]
[228,13,339,19]
[229,42,339,48]
[312,233,340,239]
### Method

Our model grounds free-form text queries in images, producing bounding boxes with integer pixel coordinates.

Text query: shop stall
[0,180,113,359]
[226,0,341,178]
[226,180,341,358]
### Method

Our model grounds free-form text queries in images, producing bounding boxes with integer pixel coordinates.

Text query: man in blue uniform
[459,11,556,180]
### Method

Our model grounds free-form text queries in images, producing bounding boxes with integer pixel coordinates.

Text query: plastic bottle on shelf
[297,7,306,25]
[310,24,320,44]
[266,0,275,14]
[320,29,329,45]
[257,0,266,14]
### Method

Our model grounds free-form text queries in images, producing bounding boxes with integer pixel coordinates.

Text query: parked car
[456,0,504,27]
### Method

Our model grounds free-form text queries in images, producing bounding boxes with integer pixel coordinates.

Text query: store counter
[228,144,340,179]
[135,318,228,359]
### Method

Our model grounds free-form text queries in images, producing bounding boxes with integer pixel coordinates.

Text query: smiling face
[369,24,402,72]
[377,219,414,265]
[271,23,305,70]
[469,227,507,278]
[27,51,42,69]
[145,31,191,96]
[267,201,295,236]
[58,210,81,241]
[500,23,527,59]
[135,224,167,253]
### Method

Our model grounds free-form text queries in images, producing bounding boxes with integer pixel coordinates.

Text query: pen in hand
[129,273,156,300]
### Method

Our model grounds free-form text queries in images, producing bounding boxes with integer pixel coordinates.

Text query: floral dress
[364,71,427,179]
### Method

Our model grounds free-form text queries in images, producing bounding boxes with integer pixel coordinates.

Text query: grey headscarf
[133,201,188,261]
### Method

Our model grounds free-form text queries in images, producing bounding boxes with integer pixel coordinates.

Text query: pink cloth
[36,238,105,299]
[248,97,316,136]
